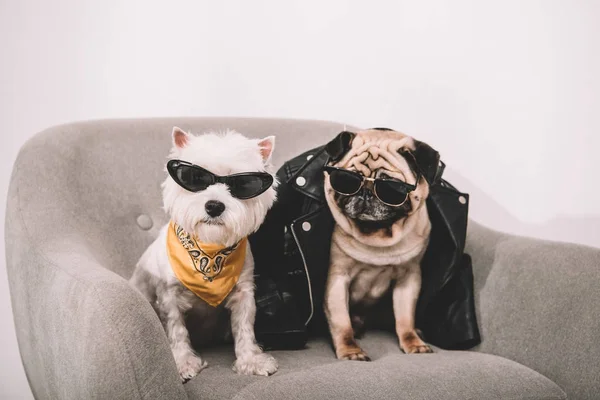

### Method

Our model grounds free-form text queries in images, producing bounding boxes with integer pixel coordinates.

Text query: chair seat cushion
[184,331,565,400]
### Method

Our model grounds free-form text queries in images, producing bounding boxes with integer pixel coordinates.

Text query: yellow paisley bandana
[166,221,247,307]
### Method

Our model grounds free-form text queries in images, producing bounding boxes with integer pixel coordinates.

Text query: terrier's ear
[403,139,441,184]
[172,127,191,149]
[325,131,355,163]
[258,136,275,163]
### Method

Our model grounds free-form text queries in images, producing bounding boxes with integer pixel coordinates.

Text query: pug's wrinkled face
[324,129,436,235]
[332,170,414,231]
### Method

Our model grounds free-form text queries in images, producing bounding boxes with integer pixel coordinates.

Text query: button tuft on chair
[136,214,153,230]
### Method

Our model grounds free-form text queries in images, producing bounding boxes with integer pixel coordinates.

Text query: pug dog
[323,128,440,361]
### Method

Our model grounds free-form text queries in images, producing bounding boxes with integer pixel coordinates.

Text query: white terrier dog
[129,127,278,382]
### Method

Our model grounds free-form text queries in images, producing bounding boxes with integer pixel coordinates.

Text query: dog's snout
[205,200,225,217]
[361,188,374,201]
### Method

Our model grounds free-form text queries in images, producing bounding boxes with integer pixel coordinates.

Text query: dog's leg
[226,254,278,376]
[393,267,432,354]
[157,285,207,382]
[325,272,370,361]
[350,300,374,338]
[350,312,367,338]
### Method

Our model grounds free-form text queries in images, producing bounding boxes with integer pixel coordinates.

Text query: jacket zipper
[290,222,314,326]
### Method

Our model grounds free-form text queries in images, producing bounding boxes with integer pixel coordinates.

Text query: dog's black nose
[205,200,225,217]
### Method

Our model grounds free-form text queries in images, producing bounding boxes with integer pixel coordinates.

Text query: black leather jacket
[250,145,481,351]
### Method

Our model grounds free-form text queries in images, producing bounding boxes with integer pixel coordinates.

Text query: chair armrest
[5,225,187,399]
[466,221,600,400]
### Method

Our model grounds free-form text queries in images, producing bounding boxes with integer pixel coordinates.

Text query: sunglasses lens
[374,181,409,205]
[329,169,362,195]
[227,175,273,199]
[174,164,213,192]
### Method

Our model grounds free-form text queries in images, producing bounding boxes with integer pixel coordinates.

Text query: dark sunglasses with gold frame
[324,166,419,207]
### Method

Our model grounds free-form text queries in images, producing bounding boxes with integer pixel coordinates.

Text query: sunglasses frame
[323,166,419,207]
[167,159,274,200]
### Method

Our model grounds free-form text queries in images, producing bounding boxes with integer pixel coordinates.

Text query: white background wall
[1,1,599,398]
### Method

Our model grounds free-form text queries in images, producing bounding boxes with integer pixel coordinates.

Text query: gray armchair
[6,118,599,399]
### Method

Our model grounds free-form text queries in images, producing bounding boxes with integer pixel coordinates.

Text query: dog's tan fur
[324,129,433,360]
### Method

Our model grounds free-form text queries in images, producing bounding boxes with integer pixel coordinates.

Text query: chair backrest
[8,117,351,278]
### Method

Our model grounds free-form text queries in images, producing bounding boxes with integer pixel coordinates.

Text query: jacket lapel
[286,146,328,203]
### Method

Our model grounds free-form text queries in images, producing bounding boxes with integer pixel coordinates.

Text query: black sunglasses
[324,166,419,207]
[167,160,274,200]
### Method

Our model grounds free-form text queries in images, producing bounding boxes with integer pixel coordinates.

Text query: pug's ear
[325,131,355,163]
[405,140,442,185]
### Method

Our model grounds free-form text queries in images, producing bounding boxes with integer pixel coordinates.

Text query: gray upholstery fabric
[467,221,600,400]
[5,118,351,399]
[186,331,565,400]
[5,117,598,399]
[5,188,186,399]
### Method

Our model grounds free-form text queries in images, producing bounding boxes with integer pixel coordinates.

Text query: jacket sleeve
[419,253,481,350]
[250,164,308,349]
[416,181,481,350]
[251,164,299,280]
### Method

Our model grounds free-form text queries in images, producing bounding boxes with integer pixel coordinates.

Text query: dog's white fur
[129,127,278,382]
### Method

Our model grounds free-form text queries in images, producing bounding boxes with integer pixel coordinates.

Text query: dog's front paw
[176,353,208,383]
[402,343,433,354]
[233,353,278,376]
[334,331,371,361]
[399,331,433,354]
[337,347,371,361]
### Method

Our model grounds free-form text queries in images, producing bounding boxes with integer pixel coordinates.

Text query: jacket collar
[286,146,329,203]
